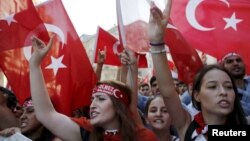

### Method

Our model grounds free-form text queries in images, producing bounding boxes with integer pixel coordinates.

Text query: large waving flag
[0,0,49,103]
[170,0,250,74]
[94,26,148,68]
[116,0,203,84]
[0,0,97,116]
[35,0,97,116]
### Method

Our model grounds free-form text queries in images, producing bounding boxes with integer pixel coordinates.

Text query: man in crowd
[0,86,19,130]
[138,83,150,96]
[149,76,160,95]
[221,53,250,116]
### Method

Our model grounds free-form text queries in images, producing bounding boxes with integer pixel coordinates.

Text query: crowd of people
[1,0,250,141]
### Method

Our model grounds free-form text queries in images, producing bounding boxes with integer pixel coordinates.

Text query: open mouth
[90,111,99,119]
[153,119,164,124]
[20,122,27,128]
[218,100,230,108]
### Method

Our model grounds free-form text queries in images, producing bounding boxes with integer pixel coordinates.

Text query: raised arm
[117,52,128,83]
[148,1,191,133]
[95,46,106,81]
[29,36,82,141]
[120,50,143,126]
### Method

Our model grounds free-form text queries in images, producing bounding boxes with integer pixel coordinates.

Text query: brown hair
[89,80,136,141]
[191,64,247,124]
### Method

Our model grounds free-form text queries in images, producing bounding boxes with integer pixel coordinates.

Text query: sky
[61,0,117,36]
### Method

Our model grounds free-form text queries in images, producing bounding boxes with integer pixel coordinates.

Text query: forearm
[150,46,176,98]
[95,63,103,81]
[127,64,138,108]
[150,45,190,129]
[29,65,55,122]
[127,64,143,126]
[120,65,128,83]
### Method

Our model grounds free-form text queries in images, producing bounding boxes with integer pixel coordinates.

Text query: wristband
[149,42,165,46]
[149,48,167,54]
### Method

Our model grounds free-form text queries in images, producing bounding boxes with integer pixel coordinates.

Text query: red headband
[23,99,33,108]
[221,52,241,62]
[218,52,241,64]
[92,84,129,106]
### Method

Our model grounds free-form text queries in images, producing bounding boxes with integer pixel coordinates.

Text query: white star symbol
[4,14,17,26]
[45,55,67,75]
[223,12,242,31]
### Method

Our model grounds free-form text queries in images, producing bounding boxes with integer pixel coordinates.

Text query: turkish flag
[0,0,97,116]
[94,26,123,66]
[94,26,148,68]
[34,0,97,116]
[0,0,49,51]
[170,0,250,74]
[0,0,49,103]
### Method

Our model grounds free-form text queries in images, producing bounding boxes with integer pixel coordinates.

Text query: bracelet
[149,48,167,54]
[149,42,165,46]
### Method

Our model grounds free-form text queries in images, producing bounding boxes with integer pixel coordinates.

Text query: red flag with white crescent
[170,0,250,74]
[0,0,49,104]
[35,0,97,116]
[94,26,123,66]
[0,0,97,116]
[94,26,148,68]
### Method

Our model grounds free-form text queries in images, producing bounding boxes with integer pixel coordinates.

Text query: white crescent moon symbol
[186,0,216,31]
[23,45,32,61]
[186,0,230,31]
[44,23,66,47]
[219,0,230,7]
[23,23,66,61]
[112,41,121,55]
[113,89,122,98]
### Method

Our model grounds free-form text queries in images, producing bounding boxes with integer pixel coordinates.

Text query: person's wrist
[149,42,165,47]
[149,35,164,45]
[97,61,104,65]
[149,41,166,54]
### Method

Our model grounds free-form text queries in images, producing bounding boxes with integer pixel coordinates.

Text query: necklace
[104,129,119,135]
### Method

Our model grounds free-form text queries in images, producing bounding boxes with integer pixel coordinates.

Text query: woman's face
[19,106,42,134]
[90,93,118,129]
[195,69,235,117]
[147,96,171,130]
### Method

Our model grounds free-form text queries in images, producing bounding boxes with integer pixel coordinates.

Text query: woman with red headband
[29,34,156,141]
